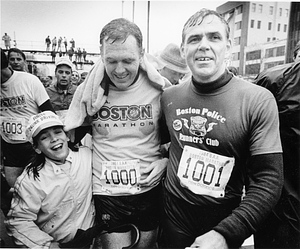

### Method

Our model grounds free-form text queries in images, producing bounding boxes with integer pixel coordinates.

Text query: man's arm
[211,153,283,248]
[5,178,54,248]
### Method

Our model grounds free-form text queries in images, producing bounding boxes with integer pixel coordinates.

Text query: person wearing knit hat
[157,43,190,85]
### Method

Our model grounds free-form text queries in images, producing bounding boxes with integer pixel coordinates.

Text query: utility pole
[132,1,135,22]
[147,1,150,53]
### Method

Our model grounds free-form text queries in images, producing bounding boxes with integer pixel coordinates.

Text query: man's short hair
[8,48,26,61]
[181,8,230,44]
[99,18,143,52]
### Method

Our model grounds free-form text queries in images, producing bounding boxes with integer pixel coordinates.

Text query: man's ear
[180,44,186,59]
[139,48,145,64]
[225,39,232,60]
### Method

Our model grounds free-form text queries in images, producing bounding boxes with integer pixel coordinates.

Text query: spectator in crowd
[160,8,283,249]
[83,48,87,62]
[52,36,57,51]
[79,71,88,85]
[46,58,77,124]
[2,33,11,50]
[7,48,27,72]
[51,49,56,62]
[63,37,68,52]
[45,36,51,52]
[157,43,190,85]
[57,36,62,52]
[64,17,170,249]
[253,42,300,248]
[40,75,52,88]
[70,70,81,86]
[77,48,82,63]
[70,38,75,49]
[1,48,54,189]
[68,47,74,62]
[5,111,97,248]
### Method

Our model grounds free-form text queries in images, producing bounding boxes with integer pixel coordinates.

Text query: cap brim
[32,121,64,138]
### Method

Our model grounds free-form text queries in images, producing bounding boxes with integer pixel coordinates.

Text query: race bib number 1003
[177,146,235,198]
[1,117,26,141]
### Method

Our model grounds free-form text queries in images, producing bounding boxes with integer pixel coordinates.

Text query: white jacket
[5,147,95,248]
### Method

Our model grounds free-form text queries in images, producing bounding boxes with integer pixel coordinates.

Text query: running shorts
[1,139,35,168]
[94,184,161,232]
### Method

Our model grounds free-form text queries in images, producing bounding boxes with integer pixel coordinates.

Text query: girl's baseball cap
[26,111,63,143]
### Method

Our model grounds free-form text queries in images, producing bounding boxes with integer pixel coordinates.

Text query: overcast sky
[1,0,225,54]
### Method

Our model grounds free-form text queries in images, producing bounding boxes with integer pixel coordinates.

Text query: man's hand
[139,158,168,187]
[187,230,228,249]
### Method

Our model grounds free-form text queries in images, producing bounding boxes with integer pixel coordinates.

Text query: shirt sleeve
[5,172,53,248]
[213,153,283,247]
[31,75,50,107]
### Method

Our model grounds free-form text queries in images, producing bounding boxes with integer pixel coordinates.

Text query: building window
[245,64,260,75]
[234,37,241,45]
[268,22,272,30]
[246,50,261,61]
[251,20,254,28]
[257,21,261,29]
[252,3,256,12]
[236,5,243,14]
[235,21,242,30]
[269,6,274,15]
[273,37,276,41]
[276,46,285,56]
[284,24,287,32]
[258,4,263,13]
[233,52,240,61]
[285,9,288,17]
[277,24,280,32]
[279,8,282,16]
[266,48,275,58]
[267,38,271,42]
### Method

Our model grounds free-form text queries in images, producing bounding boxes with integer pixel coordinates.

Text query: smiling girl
[5,111,95,248]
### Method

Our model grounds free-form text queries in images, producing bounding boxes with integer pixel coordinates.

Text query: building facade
[217,1,290,77]
[286,2,300,63]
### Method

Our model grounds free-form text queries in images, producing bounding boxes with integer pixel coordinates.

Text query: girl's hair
[26,137,46,181]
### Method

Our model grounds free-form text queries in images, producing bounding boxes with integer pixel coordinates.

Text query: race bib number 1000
[177,146,235,198]
[100,160,141,194]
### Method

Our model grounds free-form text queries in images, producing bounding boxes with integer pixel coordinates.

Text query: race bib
[100,160,141,194]
[177,146,235,198]
[1,117,26,141]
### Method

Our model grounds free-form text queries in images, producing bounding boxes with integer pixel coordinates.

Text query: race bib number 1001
[100,160,141,194]
[177,146,235,198]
